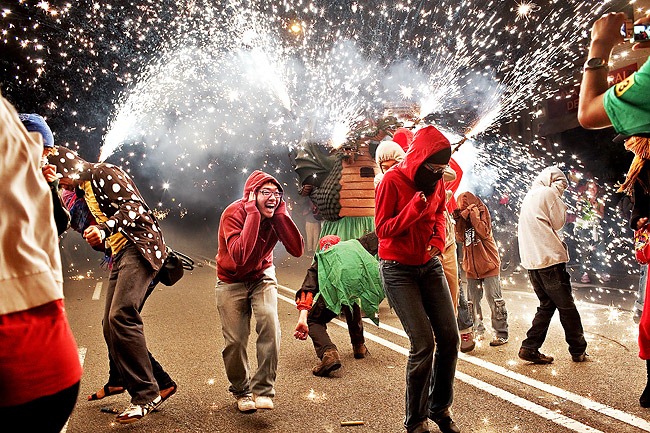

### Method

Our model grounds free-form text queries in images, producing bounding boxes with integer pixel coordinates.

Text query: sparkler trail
[1,0,638,282]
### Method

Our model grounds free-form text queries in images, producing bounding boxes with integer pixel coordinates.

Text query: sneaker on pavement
[236,394,257,413]
[407,419,432,433]
[116,395,162,424]
[518,347,554,364]
[490,337,508,347]
[571,352,589,362]
[254,395,274,410]
[460,333,475,353]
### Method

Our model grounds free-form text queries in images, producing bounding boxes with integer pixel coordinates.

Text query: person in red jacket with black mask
[216,170,304,413]
[375,125,460,433]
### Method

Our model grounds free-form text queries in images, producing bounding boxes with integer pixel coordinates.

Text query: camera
[634,24,650,42]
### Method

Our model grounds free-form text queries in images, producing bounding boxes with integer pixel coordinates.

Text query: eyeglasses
[258,189,283,199]
[423,163,448,174]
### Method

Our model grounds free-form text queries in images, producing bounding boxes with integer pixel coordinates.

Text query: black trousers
[307,297,364,359]
[522,263,587,355]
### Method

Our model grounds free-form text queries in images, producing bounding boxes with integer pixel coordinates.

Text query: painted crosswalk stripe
[60,347,87,433]
[92,281,102,300]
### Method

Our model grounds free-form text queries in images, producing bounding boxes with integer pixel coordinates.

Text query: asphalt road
[59,245,650,433]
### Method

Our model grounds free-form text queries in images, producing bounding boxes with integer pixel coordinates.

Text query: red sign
[546,63,639,119]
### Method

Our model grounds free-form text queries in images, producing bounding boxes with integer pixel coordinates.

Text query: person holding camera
[52,147,177,423]
[578,11,650,135]
[215,170,303,413]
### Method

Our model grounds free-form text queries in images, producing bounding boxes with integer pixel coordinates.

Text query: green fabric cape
[315,239,384,325]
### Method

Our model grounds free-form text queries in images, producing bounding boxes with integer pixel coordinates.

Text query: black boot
[641,360,650,408]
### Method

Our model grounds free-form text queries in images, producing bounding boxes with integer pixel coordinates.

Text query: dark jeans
[380,257,459,431]
[522,263,587,356]
[104,244,165,404]
[0,381,80,433]
[106,279,174,390]
[456,283,473,332]
[307,296,364,359]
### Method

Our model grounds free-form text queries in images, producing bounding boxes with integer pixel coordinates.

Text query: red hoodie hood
[397,125,451,182]
[242,170,283,199]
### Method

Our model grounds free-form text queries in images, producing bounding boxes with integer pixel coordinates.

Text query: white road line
[277,285,649,432]
[92,281,103,300]
[61,347,87,433]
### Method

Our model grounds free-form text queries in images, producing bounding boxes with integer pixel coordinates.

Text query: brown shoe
[312,348,341,376]
[518,347,554,364]
[353,343,368,359]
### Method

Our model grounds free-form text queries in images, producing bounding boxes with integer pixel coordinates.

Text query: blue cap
[19,113,54,148]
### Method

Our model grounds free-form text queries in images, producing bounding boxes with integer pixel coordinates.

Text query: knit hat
[19,113,54,148]
[319,235,341,251]
[375,140,406,166]
[392,127,414,152]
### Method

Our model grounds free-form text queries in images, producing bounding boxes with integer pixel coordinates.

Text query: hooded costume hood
[531,166,568,196]
[50,146,94,180]
[242,170,283,199]
[397,126,451,196]
[375,140,406,167]
[19,113,54,148]
[392,127,414,152]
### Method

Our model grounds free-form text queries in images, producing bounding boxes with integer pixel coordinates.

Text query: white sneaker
[254,395,274,410]
[237,394,257,413]
[116,395,162,424]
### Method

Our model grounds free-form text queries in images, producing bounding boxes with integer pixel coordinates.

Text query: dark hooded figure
[375,125,460,433]
[51,147,177,424]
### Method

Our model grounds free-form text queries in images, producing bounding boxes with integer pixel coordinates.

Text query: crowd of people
[2,10,650,433]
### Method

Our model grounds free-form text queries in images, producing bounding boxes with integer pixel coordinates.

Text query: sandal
[88,384,126,401]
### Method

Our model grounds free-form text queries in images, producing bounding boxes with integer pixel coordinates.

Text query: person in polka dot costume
[52,147,176,423]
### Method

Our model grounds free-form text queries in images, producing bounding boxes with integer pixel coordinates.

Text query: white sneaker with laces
[116,395,162,424]
[237,394,257,413]
[254,395,274,410]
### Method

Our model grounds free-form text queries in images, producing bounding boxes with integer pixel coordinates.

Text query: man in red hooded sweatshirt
[216,170,304,413]
[375,125,460,433]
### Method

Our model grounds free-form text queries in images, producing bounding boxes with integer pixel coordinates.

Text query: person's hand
[419,192,427,203]
[248,191,256,202]
[42,164,58,183]
[637,217,649,230]
[294,310,309,340]
[83,225,104,247]
[427,246,441,258]
[590,12,626,50]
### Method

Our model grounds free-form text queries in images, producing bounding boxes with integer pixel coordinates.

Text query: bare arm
[578,12,626,129]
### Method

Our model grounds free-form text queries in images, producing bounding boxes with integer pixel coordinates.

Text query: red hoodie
[375,126,450,265]
[216,170,304,283]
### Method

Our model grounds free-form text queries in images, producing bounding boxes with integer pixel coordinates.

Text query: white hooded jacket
[518,166,570,270]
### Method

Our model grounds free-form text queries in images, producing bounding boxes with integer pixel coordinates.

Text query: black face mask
[414,166,443,196]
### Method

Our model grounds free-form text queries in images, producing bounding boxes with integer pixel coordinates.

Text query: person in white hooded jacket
[517,166,588,365]
[0,92,82,432]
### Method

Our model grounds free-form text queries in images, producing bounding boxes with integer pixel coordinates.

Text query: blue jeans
[216,267,280,398]
[380,258,459,431]
[466,275,508,339]
[522,263,587,356]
